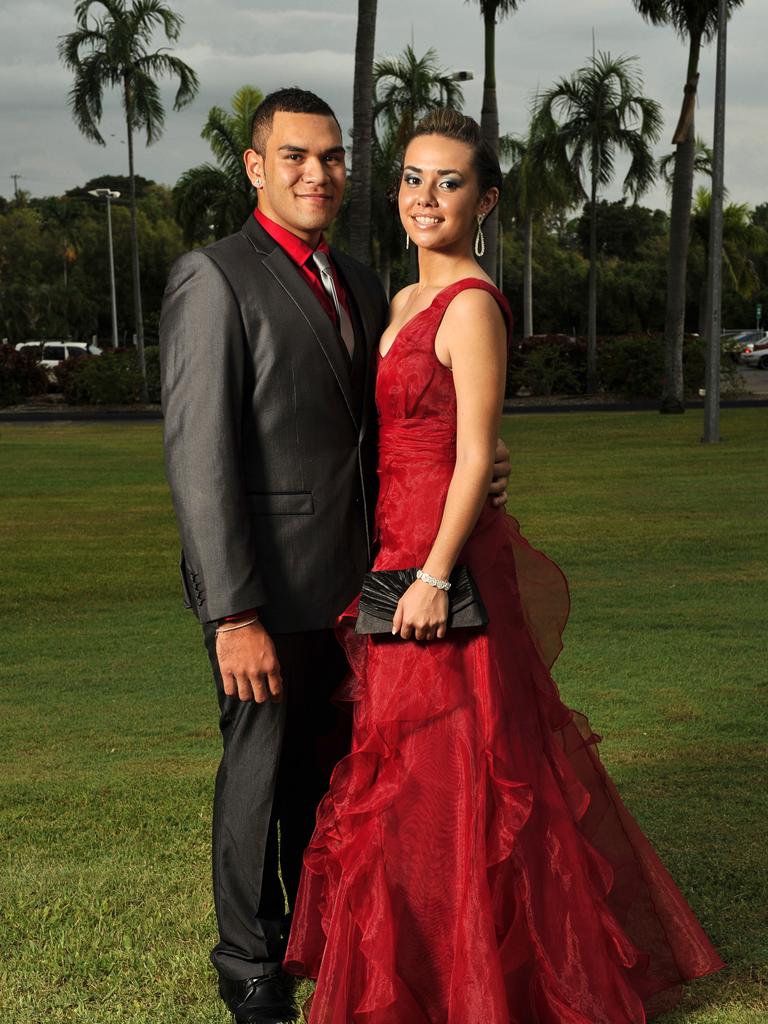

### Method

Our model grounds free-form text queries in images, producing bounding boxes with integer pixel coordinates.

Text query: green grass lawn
[1,411,766,1024]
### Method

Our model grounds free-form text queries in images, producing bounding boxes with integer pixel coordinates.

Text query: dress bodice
[372,278,512,565]
[375,277,511,429]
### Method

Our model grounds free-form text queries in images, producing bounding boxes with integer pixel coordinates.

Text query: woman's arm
[393,289,507,640]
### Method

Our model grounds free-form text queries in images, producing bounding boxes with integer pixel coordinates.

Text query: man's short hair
[250,88,341,155]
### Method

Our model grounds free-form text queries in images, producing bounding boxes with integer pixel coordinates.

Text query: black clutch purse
[355,564,489,635]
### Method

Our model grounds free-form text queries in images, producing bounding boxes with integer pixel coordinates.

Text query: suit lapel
[241,218,358,428]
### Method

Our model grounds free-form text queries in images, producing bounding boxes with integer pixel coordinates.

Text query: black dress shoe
[219,972,299,1024]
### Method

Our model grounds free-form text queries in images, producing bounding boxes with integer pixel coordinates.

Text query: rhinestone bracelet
[416,569,451,591]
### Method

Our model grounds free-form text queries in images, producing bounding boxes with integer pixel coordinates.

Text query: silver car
[734,333,768,369]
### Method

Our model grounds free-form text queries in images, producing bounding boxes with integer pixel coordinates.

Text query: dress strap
[431,277,513,339]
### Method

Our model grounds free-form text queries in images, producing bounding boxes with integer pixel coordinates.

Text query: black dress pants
[202,624,351,980]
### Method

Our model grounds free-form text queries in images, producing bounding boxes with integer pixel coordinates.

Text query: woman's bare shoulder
[388,284,418,315]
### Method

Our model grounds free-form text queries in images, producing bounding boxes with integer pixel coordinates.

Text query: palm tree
[659,136,713,191]
[373,46,464,153]
[59,0,198,399]
[690,187,759,333]
[372,46,465,288]
[40,197,83,289]
[500,130,577,337]
[174,86,262,245]
[349,0,377,266]
[532,53,662,391]
[468,0,526,280]
[631,0,744,413]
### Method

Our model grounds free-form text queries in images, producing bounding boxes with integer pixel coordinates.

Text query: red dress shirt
[253,208,351,325]
[219,209,352,625]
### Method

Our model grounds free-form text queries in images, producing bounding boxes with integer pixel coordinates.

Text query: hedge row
[507,333,740,399]
[1,336,740,407]
[56,347,160,405]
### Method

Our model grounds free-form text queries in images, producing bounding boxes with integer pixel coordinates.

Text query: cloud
[0,0,764,208]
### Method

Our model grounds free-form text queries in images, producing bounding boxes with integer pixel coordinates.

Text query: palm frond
[631,0,746,45]
[134,51,199,110]
[129,67,165,142]
[659,136,714,192]
[202,108,245,181]
[67,51,115,143]
[468,0,525,20]
[129,0,183,42]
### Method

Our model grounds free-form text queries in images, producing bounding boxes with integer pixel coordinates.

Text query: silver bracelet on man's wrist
[215,616,260,636]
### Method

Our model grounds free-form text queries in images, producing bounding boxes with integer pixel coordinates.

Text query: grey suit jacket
[160,216,388,632]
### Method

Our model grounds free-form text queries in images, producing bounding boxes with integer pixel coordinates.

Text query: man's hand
[490,436,510,508]
[215,620,283,703]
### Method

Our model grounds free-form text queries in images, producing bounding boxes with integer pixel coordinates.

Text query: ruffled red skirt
[285,491,723,1023]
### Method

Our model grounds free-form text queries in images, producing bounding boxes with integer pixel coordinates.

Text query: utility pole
[10,173,22,198]
[702,0,728,444]
[89,189,121,351]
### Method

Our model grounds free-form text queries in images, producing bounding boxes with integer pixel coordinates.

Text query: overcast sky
[0,0,764,212]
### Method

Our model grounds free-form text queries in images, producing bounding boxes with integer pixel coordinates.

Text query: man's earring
[474,215,486,258]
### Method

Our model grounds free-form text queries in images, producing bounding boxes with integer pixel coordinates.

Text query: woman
[284,109,723,1023]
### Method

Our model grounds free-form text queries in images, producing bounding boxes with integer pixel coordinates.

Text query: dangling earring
[474,215,486,258]
[406,232,410,250]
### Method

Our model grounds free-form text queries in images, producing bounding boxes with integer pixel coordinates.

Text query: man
[160,88,509,1024]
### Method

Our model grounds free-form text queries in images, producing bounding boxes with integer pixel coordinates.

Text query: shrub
[508,343,581,397]
[597,333,740,400]
[681,335,741,395]
[60,350,144,405]
[58,346,161,405]
[0,344,49,406]
[144,345,161,403]
[507,335,586,397]
[598,334,665,399]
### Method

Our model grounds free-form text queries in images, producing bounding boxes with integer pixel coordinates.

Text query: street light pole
[702,0,728,444]
[88,188,121,350]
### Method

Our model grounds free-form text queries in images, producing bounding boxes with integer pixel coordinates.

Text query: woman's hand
[392,579,449,641]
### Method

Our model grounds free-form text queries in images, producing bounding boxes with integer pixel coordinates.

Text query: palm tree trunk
[349,0,377,266]
[661,34,701,415]
[379,247,391,297]
[125,82,147,401]
[479,2,499,281]
[698,276,708,336]
[523,212,533,337]
[408,238,419,284]
[587,172,599,393]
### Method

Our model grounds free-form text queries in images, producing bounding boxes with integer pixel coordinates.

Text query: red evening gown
[284,279,724,1023]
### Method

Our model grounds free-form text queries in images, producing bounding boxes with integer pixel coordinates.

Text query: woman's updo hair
[407,108,503,199]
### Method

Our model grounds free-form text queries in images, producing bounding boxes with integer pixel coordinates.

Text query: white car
[15,341,102,377]
[734,333,768,369]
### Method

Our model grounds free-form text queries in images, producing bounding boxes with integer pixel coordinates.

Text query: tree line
[2,165,763,353]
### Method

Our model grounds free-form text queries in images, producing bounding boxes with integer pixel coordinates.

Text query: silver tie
[311,250,355,359]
